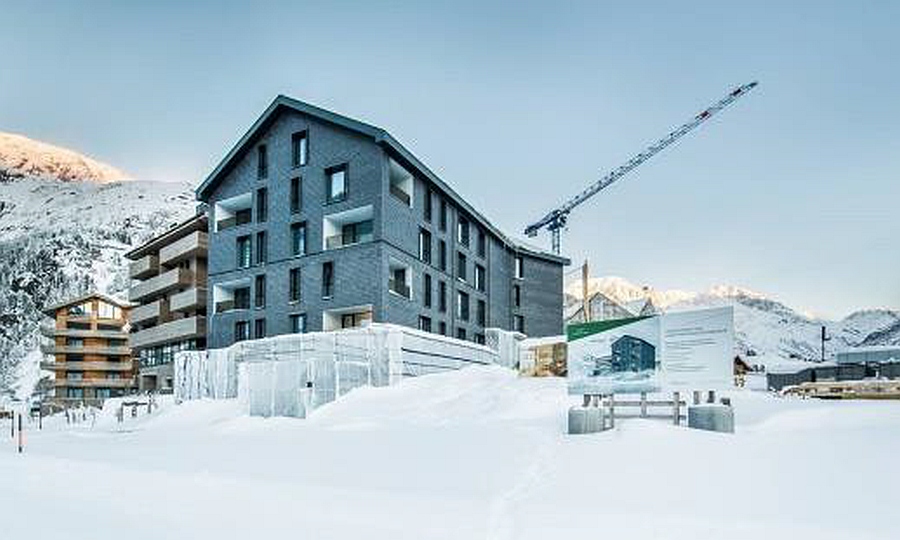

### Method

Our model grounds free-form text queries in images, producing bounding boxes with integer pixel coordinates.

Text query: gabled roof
[195,95,569,265]
[42,292,132,317]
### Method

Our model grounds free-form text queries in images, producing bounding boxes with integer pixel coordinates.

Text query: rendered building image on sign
[567,306,734,395]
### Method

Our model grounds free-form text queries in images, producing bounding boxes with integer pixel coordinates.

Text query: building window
[475,264,486,292]
[439,321,447,335]
[419,316,432,332]
[290,313,306,333]
[67,388,84,399]
[456,328,467,340]
[457,252,467,282]
[291,222,307,256]
[477,299,486,326]
[389,263,411,299]
[419,228,432,264]
[438,240,447,271]
[234,287,251,310]
[477,230,486,258]
[515,255,524,279]
[326,164,347,203]
[513,284,521,308]
[289,268,301,302]
[290,177,302,214]
[254,318,266,339]
[292,131,308,167]
[256,188,268,222]
[424,189,432,221]
[474,333,485,345]
[235,320,249,342]
[514,315,525,334]
[256,231,267,265]
[438,281,447,312]
[257,145,268,179]
[424,273,432,308]
[457,291,470,321]
[439,199,447,231]
[322,262,334,298]
[255,275,266,308]
[236,235,251,268]
[97,302,120,320]
[457,216,470,246]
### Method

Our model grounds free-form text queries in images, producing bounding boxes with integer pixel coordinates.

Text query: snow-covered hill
[0,134,195,398]
[565,276,900,364]
[0,132,131,184]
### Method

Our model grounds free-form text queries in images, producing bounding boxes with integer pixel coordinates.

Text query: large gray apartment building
[196,95,568,349]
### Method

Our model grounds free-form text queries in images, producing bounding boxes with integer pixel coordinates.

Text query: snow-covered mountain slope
[0,132,131,184]
[0,136,195,397]
[565,276,900,364]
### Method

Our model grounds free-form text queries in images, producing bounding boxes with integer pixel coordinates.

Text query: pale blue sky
[2,1,897,317]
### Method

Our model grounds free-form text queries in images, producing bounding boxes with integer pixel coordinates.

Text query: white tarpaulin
[174,323,520,417]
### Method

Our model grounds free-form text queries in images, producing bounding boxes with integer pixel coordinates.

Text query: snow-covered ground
[2,367,898,539]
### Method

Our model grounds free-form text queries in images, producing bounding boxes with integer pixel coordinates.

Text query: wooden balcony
[41,360,134,372]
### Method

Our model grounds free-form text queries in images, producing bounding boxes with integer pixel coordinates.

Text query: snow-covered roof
[42,292,132,316]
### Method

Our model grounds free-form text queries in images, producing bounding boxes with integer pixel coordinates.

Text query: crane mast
[524,81,758,254]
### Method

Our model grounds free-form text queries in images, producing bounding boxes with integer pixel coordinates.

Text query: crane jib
[523,81,758,253]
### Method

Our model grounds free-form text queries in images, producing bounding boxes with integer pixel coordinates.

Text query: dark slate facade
[197,96,569,349]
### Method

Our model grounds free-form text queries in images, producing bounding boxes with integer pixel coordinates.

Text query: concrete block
[568,406,604,435]
[688,404,734,433]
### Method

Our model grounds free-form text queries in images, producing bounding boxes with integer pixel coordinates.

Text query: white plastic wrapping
[174,323,523,417]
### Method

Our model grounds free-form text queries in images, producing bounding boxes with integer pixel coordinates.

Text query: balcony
[129,254,159,279]
[171,287,207,313]
[39,324,126,339]
[130,316,206,349]
[131,299,165,325]
[323,205,374,251]
[388,158,413,207]
[214,193,252,232]
[53,378,135,389]
[129,267,193,302]
[388,279,411,299]
[41,344,131,356]
[41,360,134,372]
[160,231,208,266]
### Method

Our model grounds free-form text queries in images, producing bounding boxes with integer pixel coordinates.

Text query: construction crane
[524,81,758,254]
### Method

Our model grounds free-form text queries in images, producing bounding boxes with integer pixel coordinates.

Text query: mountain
[0,132,131,184]
[565,277,900,366]
[0,134,195,399]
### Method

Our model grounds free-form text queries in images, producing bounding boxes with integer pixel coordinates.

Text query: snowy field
[2,367,898,540]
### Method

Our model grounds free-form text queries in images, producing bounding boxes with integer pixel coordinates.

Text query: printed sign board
[567,306,733,395]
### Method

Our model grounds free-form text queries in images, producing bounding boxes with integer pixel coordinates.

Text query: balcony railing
[53,378,135,388]
[129,267,193,302]
[129,254,159,279]
[160,231,208,266]
[325,231,374,250]
[39,324,127,339]
[390,184,411,206]
[41,344,131,356]
[215,300,248,313]
[130,316,206,349]
[41,360,134,372]
[389,279,411,299]
[171,287,206,313]
[130,299,164,325]
[216,210,252,232]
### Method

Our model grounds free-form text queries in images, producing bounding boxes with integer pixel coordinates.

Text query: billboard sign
[567,306,733,395]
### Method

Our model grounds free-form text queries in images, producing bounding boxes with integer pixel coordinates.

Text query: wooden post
[693,390,700,405]
[640,392,648,418]
[673,391,681,425]
[17,414,23,453]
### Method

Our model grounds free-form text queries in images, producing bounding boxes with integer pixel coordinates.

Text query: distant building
[125,212,208,393]
[767,346,900,392]
[40,293,134,407]
[567,292,657,325]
